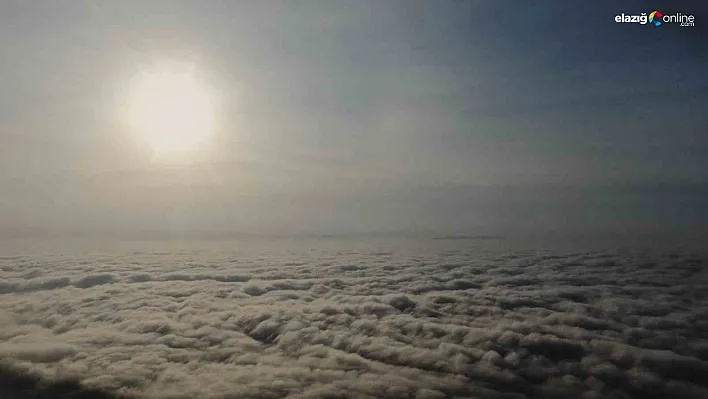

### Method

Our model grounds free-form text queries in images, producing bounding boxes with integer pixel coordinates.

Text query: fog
[0,239,707,399]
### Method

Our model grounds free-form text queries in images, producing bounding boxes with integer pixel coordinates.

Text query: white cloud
[0,240,706,398]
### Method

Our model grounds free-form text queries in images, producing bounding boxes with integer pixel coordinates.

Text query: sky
[0,0,707,239]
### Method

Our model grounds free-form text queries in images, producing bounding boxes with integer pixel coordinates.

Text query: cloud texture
[0,238,707,399]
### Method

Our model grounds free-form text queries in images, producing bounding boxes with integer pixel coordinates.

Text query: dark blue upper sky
[0,0,706,238]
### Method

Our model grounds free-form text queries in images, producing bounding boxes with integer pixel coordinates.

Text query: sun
[128,69,214,153]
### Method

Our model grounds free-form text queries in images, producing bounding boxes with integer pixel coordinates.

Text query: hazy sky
[1,0,707,238]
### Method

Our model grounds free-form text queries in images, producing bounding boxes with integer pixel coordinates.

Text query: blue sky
[0,0,706,238]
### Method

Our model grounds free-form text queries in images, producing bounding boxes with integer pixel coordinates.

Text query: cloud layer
[0,239,707,398]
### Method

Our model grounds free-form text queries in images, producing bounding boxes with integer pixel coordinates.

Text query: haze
[1,0,707,241]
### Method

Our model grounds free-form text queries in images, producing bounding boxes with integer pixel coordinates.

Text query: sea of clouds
[0,237,707,399]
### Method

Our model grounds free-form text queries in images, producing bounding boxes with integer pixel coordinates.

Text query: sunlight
[128,68,214,154]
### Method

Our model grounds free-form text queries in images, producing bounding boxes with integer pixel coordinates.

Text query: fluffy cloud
[0,239,706,398]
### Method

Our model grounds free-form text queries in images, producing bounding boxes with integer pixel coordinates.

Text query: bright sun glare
[129,70,214,153]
